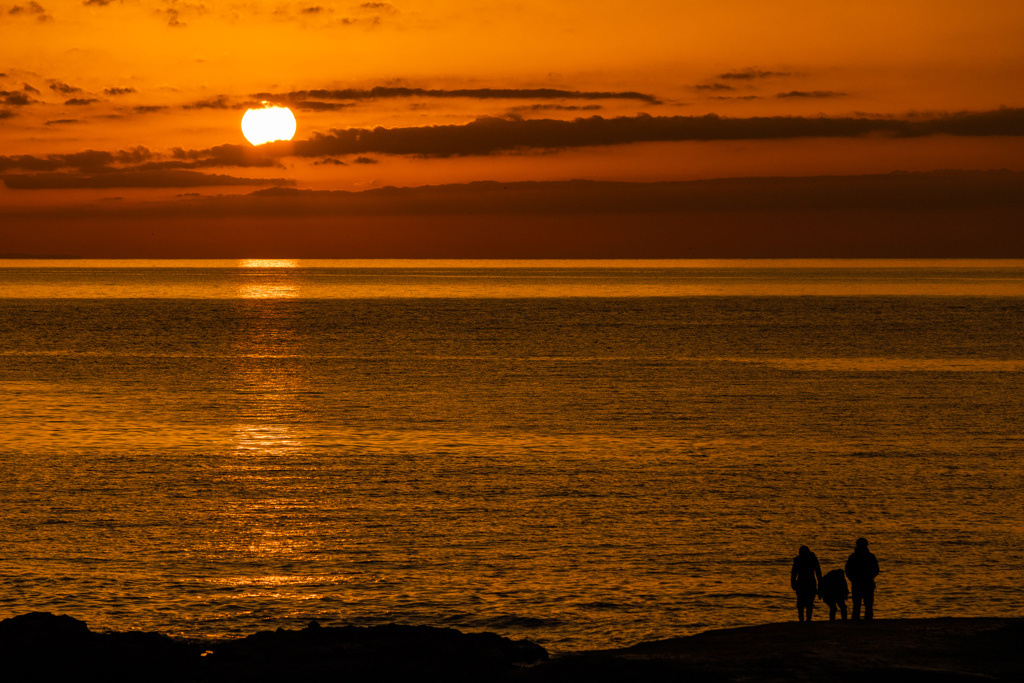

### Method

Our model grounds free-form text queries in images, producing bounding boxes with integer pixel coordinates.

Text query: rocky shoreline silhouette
[1,612,1020,682]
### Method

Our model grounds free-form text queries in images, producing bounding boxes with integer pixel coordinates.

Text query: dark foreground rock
[1,613,1020,682]
[530,617,1024,682]
[0,612,546,682]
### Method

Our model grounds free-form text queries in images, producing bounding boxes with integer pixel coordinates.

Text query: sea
[0,259,1022,652]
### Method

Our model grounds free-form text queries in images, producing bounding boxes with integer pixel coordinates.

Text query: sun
[241,104,297,146]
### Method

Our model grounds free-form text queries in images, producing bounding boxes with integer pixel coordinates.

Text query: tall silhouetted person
[819,568,849,620]
[790,545,822,622]
[845,537,880,620]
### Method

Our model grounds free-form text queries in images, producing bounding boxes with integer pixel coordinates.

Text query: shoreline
[2,612,1020,682]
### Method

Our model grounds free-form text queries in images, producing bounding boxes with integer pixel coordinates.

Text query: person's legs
[838,599,848,620]
[852,591,862,620]
[864,589,874,620]
[827,600,837,621]
[797,593,814,621]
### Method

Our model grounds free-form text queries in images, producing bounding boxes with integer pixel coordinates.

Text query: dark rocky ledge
[1,612,1021,682]
[536,617,1024,682]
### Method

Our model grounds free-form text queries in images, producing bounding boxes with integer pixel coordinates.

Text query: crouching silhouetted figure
[819,568,849,620]
[845,537,880,620]
[791,545,822,622]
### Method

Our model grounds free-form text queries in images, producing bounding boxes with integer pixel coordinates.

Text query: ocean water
[0,260,1022,652]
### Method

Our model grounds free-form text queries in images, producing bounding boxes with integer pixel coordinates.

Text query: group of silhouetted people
[790,538,879,622]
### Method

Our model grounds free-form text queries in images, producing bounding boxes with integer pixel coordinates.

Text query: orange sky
[2,1,1024,256]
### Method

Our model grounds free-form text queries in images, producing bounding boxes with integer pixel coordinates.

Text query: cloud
[165,143,284,169]
[49,80,81,95]
[228,108,1021,159]
[776,90,846,98]
[359,2,395,11]
[104,86,136,95]
[1,91,33,106]
[45,118,81,125]
[65,97,100,105]
[116,146,154,164]
[718,69,791,80]
[183,95,234,109]
[352,156,378,164]
[1,170,294,189]
[695,84,735,91]
[254,86,662,105]
[8,2,51,21]
[288,100,353,112]
[0,143,282,172]
[22,83,40,94]
[162,8,184,27]
[11,109,1024,175]
[300,6,324,13]
[0,110,14,119]
[0,148,151,172]
[83,0,114,5]
[133,105,167,114]
[508,104,603,112]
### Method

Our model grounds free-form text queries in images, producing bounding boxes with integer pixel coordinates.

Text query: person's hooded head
[799,545,811,557]
[855,537,869,551]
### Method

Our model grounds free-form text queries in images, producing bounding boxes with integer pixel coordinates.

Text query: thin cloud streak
[718,69,792,79]
[776,90,846,98]
[254,86,663,105]
[1,170,294,189]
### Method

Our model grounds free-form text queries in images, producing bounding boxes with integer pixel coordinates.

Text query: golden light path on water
[239,259,301,299]
[221,282,316,611]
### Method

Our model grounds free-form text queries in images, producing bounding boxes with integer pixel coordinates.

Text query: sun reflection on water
[238,259,301,298]
[232,423,303,453]
[240,259,299,268]
[238,282,300,299]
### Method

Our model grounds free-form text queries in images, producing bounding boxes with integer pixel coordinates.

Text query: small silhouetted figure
[819,568,849,620]
[845,537,880,620]
[791,545,822,622]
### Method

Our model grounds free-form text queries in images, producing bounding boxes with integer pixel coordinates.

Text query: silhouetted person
[819,568,849,620]
[790,545,822,622]
[845,537,880,620]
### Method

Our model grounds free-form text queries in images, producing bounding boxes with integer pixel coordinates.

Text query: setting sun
[241,105,297,146]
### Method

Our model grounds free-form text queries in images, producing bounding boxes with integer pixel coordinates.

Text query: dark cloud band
[284,108,1024,158]
[4,108,1023,174]
[3,173,1022,258]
